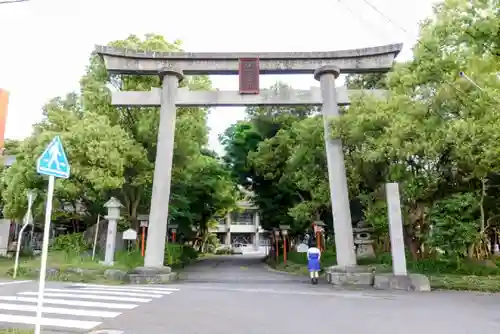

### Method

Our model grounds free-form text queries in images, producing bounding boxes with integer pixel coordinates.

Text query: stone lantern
[353,220,375,259]
[102,197,123,266]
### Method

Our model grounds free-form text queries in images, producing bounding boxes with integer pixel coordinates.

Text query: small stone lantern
[353,220,375,259]
[102,197,123,266]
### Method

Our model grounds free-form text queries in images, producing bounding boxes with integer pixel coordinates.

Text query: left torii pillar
[143,67,184,269]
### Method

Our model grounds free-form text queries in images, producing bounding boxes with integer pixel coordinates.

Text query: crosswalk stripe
[0,313,101,330]
[0,296,137,309]
[19,292,151,303]
[72,283,180,291]
[80,287,173,295]
[0,302,121,318]
[44,288,163,298]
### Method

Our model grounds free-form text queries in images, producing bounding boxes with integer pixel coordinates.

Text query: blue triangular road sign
[36,136,71,179]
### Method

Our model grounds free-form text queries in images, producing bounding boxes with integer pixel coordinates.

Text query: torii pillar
[314,65,356,267]
[144,68,183,269]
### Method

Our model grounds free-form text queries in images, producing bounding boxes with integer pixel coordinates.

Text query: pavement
[0,255,500,333]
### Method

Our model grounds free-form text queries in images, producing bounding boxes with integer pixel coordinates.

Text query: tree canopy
[221,0,500,259]
[1,34,236,243]
[1,0,498,261]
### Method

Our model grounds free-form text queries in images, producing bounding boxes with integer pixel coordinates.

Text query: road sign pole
[13,190,36,279]
[34,175,55,334]
[92,214,100,261]
[34,135,70,334]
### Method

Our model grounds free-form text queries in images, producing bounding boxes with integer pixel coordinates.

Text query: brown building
[0,89,9,152]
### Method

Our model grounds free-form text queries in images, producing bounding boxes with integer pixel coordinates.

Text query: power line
[0,0,30,4]
[358,0,497,109]
[335,0,388,44]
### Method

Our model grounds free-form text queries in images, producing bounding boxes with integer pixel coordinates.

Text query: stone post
[253,211,260,251]
[386,183,407,276]
[371,183,431,291]
[226,212,232,246]
[102,197,123,266]
[314,65,356,267]
[144,67,184,268]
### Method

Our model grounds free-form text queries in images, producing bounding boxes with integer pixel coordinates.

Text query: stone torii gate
[96,43,402,276]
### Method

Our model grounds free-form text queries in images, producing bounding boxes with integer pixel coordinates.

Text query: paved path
[2,256,500,333]
[94,255,500,334]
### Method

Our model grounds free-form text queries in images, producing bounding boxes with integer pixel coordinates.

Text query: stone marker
[386,183,407,276]
[372,183,430,292]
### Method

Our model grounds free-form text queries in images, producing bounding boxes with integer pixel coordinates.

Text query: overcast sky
[0,0,438,154]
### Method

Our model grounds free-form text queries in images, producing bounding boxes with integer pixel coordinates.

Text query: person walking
[307,241,321,284]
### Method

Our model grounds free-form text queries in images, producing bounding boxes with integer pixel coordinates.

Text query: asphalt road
[1,255,500,333]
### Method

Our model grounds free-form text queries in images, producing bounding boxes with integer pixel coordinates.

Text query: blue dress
[307,249,321,272]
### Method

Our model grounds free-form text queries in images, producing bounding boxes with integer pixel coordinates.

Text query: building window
[214,216,225,225]
[231,210,253,225]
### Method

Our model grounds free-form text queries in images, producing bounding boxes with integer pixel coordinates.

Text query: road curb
[264,262,327,278]
[264,263,305,276]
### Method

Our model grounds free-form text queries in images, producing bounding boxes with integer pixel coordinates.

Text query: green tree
[221,83,317,233]
[2,34,236,243]
[331,0,500,259]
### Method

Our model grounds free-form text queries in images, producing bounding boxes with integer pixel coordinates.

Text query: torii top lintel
[95,43,403,76]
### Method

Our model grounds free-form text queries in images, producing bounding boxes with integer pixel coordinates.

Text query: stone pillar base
[126,266,178,284]
[373,273,431,292]
[326,265,375,287]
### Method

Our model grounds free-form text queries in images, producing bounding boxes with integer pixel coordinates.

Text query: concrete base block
[409,273,431,292]
[374,273,431,292]
[126,266,178,284]
[326,265,375,287]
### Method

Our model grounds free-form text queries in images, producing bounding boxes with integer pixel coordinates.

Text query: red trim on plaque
[239,58,260,94]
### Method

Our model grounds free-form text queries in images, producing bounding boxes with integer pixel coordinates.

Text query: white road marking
[0,283,181,330]
[0,302,120,317]
[0,313,101,330]
[0,280,32,286]
[0,296,138,309]
[72,283,180,291]
[44,288,163,298]
[79,287,173,295]
[19,291,151,303]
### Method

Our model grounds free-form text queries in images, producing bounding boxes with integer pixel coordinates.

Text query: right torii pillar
[314,65,356,267]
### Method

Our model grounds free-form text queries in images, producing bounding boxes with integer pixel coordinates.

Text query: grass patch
[269,250,500,292]
[0,243,198,283]
[0,231,199,284]
[0,329,33,334]
[430,275,500,292]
